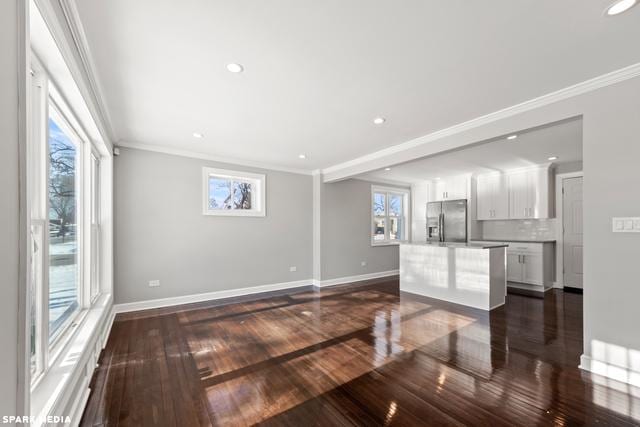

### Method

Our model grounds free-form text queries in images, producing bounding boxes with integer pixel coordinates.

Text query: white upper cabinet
[476,165,552,220]
[431,175,469,201]
[507,166,552,219]
[476,173,508,220]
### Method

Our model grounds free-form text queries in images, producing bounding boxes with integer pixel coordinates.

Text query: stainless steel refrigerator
[426,199,468,243]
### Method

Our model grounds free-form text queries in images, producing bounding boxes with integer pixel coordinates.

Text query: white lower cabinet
[521,253,543,285]
[506,253,522,282]
[473,240,554,289]
[505,242,553,289]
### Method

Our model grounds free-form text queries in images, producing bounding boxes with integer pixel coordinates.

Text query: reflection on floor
[81,279,640,426]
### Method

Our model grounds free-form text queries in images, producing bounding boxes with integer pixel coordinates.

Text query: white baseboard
[313,270,399,288]
[580,354,640,388]
[113,279,313,313]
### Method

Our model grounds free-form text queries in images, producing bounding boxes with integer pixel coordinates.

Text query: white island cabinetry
[400,242,507,311]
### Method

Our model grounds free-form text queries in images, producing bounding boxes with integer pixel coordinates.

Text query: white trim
[30,293,113,426]
[313,270,399,288]
[202,167,266,217]
[118,141,313,176]
[321,62,640,179]
[113,280,313,314]
[579,354,640,388]
[34,0,116,146]
[555,171,584,289]
[371,185,411,246]
[68,385,91,427]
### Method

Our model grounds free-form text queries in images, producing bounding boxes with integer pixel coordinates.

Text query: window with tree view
[371,186,409,244]
[48,116,80,340]
[203,168,265,216]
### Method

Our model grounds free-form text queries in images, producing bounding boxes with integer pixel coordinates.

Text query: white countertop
[402,241,509,250]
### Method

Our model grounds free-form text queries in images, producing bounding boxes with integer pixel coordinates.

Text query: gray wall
[582,80,640,364]
[320,179,406,280]
[114,148,313,304]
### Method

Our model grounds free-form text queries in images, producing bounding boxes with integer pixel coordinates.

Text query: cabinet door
[433,180,447,201]
[476,175,492,220]
[448,175,468,200]
[508,171,529,219]
[522,253,543,285]
[493,174,509,219]
[528,168,550,219]
[506,253,522,282]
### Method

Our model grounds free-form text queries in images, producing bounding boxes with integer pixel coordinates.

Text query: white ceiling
[74,0,639,171]
[360,118,583,183]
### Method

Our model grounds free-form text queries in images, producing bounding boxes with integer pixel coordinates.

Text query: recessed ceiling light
[298,154,307,159]
[373,117,386,125]
[605,0,637,15]
[193,132,203,138]
[384,167,391,171]
[507,134,518,140]
[548,156,558,161]
[226,63,244,73]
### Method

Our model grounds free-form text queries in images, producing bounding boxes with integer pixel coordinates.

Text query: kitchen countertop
[402,242,509,249]
[470,238,556,244]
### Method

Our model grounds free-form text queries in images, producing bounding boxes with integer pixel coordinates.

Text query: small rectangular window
[203,167,265,216]
[371,186,409,245]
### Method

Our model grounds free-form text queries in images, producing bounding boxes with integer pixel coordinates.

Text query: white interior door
[563,177,583,289]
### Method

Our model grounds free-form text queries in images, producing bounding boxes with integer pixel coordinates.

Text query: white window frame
[371,185,410,246]
[202,167,266,217]
[29,55,105,387]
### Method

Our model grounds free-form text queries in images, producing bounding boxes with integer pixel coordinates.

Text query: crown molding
[117,141,314,175]
[59,0,117,142]
[321,62,640,177]
[34,0,117,146]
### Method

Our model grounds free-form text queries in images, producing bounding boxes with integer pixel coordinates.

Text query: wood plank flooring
[81,279,640,426]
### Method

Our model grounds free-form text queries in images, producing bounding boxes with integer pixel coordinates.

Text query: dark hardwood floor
[81,279,640,426]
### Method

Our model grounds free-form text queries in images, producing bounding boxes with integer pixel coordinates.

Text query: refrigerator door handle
[439,213,444,242]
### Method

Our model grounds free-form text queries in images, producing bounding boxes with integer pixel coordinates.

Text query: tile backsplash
[481,219,557,241]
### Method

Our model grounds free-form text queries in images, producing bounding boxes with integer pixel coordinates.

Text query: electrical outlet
[289,266,297,272]
[148,280,160,287]
[361,261,367,267]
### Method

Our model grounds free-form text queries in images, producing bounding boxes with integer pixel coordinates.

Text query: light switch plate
[148,279,160,287]
[612,217,640,233]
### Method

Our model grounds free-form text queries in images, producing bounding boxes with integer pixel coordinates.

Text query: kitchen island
[400,242,507,311]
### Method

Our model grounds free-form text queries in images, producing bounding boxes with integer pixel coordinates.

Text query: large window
[371,186,410,245]
[203,167,265,216]
[29,59,105,383]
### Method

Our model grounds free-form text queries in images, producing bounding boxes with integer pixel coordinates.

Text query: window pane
[389,193,403,217]
[373,217,386,241]
[390,217,404,240]
[373,192,386,216]
[233,181,252,209]
[208,177,232,209]
[48,117,79,339]
[90,152,100,301]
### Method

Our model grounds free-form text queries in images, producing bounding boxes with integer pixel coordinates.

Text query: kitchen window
[371,186,410,245]
[203,167,266,216]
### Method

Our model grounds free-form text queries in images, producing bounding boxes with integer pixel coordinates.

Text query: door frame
[554,171,583,288]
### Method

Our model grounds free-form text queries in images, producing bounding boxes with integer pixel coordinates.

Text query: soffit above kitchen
[361,117,583,183]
